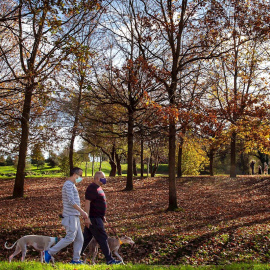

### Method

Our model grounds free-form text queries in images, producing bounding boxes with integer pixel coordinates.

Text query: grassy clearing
[1,262,270,270]
[0,162,169,178]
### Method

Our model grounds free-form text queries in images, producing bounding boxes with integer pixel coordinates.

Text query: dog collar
[55,237,58,243]
[119,239,123,245]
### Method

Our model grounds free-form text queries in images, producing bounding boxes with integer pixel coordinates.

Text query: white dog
[5,235,58,263]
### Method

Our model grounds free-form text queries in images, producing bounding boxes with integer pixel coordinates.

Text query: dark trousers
[81,217,113,262]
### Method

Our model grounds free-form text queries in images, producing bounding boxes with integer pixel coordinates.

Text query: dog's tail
[4,240,18,249]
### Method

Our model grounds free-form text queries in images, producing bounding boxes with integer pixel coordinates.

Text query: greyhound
[85,235,135,264]
[5,235,58,263]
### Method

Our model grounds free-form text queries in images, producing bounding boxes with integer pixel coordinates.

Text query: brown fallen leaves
[1,175,270,265]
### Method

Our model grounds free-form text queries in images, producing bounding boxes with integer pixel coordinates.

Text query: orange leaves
[2,176,270,264]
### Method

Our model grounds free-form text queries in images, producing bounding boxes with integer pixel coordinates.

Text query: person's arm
[84,200,91,227]
[85,199,90,214]
[73,204,88,219]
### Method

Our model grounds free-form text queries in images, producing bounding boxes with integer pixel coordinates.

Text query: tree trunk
[69,79,83,175]
[125,111,134,190]
[147,157,149,177]
[109,145,116,177]
[133,158,137,176]
[115,153,122,176]
[209,148,214,176]
[92,154,95,176]
[150,156,153,176]
[69,133,75,175]
[151,163,159,177]
[167,121,178,210]
[13,86,33,198]
[177,137,184,177]
[230,131,237,178]
[109,161,117,176]
[140,137,144,178]
[99,151,102,171]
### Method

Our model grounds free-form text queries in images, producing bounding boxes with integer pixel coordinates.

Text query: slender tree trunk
[167,81,178,210]
[133,158,137,176]
[109,144,116,177]
[209,148,214,176]
[147,157,149,177]
[150,156,152,176]
[69,79,83,175]
[177,137,184,177]
[151,161,159,177]
[125,111,134,190]
[115,153,122,176]
[230,131,237,178]
[168,121,178,210]
[99,151,102,171]
[140,137,144,178]
[13,86,33,198]
[69,133,75,174]
[92,154,95,176]
[151,167,158,177]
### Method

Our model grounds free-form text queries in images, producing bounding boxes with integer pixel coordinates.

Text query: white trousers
[49,215,83,261]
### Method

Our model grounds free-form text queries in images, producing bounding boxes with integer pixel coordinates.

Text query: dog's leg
[114,250,123,264]
[40,251,43,263]
[9,245,21,263]
[92,246,98,265]
[21,246,27,262]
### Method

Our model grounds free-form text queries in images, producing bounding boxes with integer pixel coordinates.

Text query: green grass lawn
[0,164,62,178]
[0,162,169,178]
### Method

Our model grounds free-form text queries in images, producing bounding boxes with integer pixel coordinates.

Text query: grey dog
[85,235,135,264]
[5,235,58,263]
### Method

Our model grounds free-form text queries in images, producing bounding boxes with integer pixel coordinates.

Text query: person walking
[81,171,121,265]
[250,160,256,175]
[44,167,88,264]
[258,165,262,174]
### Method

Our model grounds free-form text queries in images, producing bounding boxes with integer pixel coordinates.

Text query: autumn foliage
[1,176,270,265]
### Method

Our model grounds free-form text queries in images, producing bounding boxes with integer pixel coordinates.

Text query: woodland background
[1,0,270,213]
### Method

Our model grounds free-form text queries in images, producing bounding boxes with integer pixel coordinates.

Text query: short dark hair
[70,167,82,176]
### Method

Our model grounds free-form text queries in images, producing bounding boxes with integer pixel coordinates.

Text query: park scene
[1,0,270,269]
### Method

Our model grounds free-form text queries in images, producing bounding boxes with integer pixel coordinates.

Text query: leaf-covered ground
[1,176,270,266]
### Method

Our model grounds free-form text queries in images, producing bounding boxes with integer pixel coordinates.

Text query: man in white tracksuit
[44,167,88,264]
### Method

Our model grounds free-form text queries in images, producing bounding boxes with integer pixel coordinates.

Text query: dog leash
[106,223,123,245]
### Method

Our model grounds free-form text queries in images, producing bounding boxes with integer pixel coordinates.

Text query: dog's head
[119,235,135,245]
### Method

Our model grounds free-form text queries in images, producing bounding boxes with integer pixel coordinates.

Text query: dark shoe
[107,259,122,265]
[44,250,51,263]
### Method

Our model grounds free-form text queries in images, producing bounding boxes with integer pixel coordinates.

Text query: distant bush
[5,156,14,166]
[46,156,59,168]
[0,155,5,166]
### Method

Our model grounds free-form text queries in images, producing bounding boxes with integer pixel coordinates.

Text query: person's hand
[85,217,91,228]
[81,210,88,220]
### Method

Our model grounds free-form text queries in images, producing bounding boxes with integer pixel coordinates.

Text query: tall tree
[206,0,270,177]
[0,0,102,197]
[57,33,101,175]
[133,0,230,210]
[87,0,161,190]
